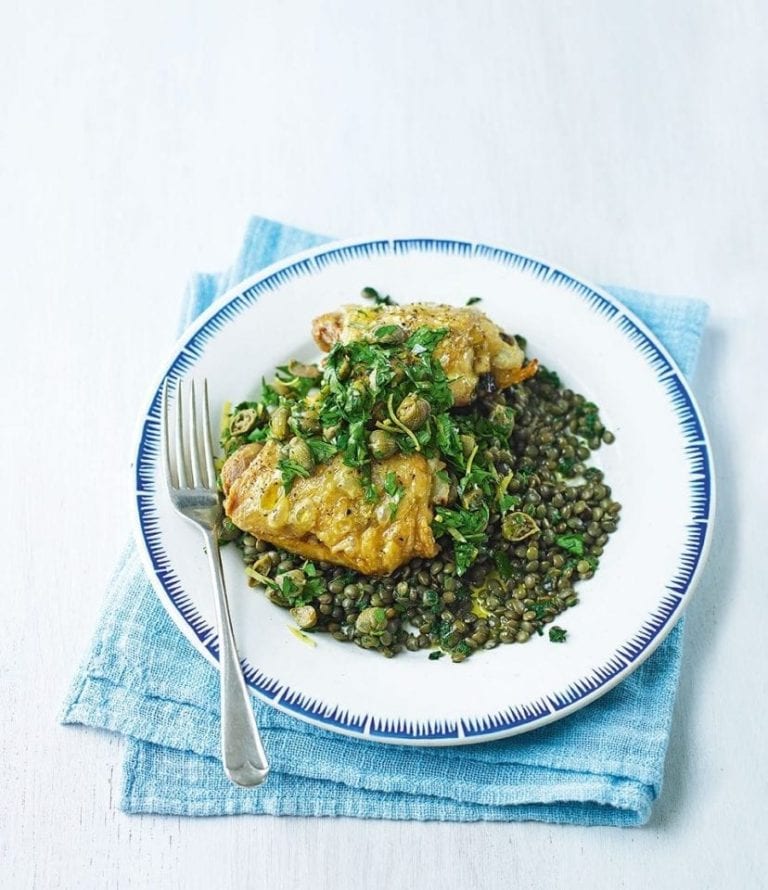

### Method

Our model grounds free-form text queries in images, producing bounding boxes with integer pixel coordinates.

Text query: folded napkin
[62,217,708,825]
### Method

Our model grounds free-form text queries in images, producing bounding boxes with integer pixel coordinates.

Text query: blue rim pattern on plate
[134,238,714,743]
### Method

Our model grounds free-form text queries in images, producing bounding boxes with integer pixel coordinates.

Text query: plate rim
[131,235,715,746]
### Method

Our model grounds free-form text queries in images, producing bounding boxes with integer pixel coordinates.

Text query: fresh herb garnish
[405,326,449,356]
[555,534,585,557]
[373,324,400,341]
[498,493,521,513]
[530,600,552,620]
[537,367,561,388]
[383,470,405,518]
[549,626,568,643]
[278,459,311,491]
[493,550,513,579]
[305,437,337,463]
[260,377,280,407]
[435,413,462,461]
[466,296,482,306]
[361,286,396,306]
[432,503,490,575]
[273,364,317,399]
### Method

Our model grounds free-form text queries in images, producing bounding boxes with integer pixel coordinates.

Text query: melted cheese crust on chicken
[222,440,438,575]
[312,302,531,405]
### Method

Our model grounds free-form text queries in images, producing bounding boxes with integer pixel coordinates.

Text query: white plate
[133,237,714,745]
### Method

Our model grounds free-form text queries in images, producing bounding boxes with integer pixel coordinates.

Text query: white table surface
[1,1,766,888]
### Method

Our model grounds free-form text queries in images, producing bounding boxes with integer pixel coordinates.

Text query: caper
[230,408,259,436]
[369,429,397,459]
[460,434,476,458]
[217,516,241,543]
[287,436,314,471]
[270,379,295,397]
[336,356,351,381]
[287,360,321,379]
[356,606,389,635]
[274,568,306,592]
[270,405,290,440]
[501,512,540,542]
[296,408,321,434]
[373,324,407,345]
[461,487,484,510]
[252,553,273,576]
[291,605,318,629]
[489,404,516,434]
[396,393,431,430]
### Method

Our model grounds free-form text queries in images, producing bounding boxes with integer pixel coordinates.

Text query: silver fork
[162,377,269,787]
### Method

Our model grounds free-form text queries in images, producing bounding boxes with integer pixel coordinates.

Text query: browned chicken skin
[222,440,438,575]
[312,302,534,405]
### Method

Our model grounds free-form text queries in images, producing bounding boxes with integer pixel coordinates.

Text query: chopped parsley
[260,377,280,407]
[549,626,568,643]
[273,364,316,399]
[493,550,513,579]
[305,438,337,463]
[433,503,490,575]
[361,286,396,306]
[555,534,585,557]
[278,459,311,491]
[383,470,405,518]
[530,600,552,620]
[373,323,401,341]
[537,367,561,388]
[498,493,521,513]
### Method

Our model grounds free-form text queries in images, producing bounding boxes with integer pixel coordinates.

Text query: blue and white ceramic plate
[133,238,714,745]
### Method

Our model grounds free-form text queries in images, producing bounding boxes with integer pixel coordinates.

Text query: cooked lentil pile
[218,294,621,662]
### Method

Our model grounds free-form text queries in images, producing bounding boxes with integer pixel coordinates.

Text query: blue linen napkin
[62,217,708,824]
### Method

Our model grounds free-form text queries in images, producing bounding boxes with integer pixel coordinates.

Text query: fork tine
[175,380,189,488]
[161,377,177,488]
[201,379,217,489]
[188,380,203,488]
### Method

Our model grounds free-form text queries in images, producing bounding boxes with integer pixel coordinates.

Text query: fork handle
[203,530,270,787]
